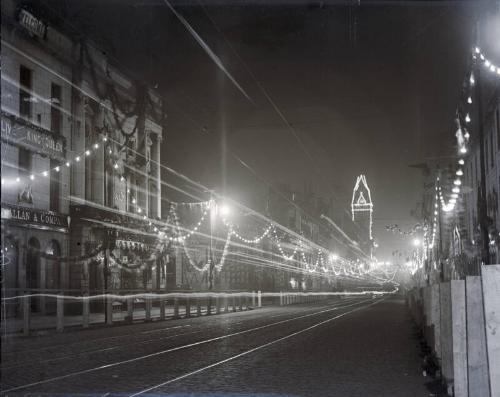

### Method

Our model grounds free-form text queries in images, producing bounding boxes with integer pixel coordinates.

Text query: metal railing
[1,288,332,336]
[0,289,259,335]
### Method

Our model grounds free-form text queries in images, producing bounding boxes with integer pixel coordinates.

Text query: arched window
[3,238,19,318]
[2,237,19,291]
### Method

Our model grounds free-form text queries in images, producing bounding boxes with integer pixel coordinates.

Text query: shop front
[1,204,69,316]
[70,204,169,299]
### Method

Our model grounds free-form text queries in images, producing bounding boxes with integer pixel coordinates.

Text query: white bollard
[185,298,191,317]
[258,290,262,308]
[82,295,89,328]
[197,298,202,316]
[145,297,152,321]
[174,297,180,318]
[23,295,30,336]
[127,298,134,323]
[106,298,113,325]
[56,294,64,332]
[216,296,221,314]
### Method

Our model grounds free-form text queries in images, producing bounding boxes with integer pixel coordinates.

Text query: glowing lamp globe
[219,204,231,217]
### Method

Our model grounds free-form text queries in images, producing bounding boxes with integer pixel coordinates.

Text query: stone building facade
[1,0,165,315]
[2,2,72,315]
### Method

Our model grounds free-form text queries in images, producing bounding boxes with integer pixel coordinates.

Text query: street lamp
[413,238,421,247]
[219,204,231,218]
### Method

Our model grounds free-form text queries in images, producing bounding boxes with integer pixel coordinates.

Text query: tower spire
[351,174,374,257]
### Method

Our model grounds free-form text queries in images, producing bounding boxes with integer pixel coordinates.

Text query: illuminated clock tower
[351,175,374,258]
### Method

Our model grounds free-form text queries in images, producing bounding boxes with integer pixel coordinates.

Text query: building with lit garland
[1,1,388,311]
[2,2,73,315]
[419,44,500,284]
[447,66,500,274]
[1,0,165,315]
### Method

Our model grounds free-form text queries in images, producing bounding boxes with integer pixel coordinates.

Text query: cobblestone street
[1,296,433,396]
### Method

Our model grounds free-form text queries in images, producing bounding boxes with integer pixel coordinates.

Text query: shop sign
[1,112,65,160]
[18,9,47,39]
[1,204,69,229]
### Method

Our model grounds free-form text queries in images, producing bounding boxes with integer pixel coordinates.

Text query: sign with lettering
[1,112,65,160]
[18,9,47,39]
[1,204,69,229]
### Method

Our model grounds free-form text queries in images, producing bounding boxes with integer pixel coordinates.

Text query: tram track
[1,297,362,370]
[1,297,375,394]
[1,297,357,358]
[128,297,385,397]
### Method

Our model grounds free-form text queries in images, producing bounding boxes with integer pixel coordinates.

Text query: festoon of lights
[168,200,222,273]
[0,130,217,248]
[226,215,368,278]
[1,131,390,279]
[385,223,425,236]
[423,181,440,252]
[1,134,108,187]
[3,133,385,281]
[9,132,375,279]
[165,200,333,274]
[0,132,165,224]
[225,220,272,245]
[439,47,500,214]
[165,202,345,276]
[271,227,299,261]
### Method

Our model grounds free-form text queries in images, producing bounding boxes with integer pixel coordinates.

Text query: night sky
[39,0,499,261]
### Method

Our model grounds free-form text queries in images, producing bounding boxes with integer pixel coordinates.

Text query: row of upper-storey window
[18,64,63,135]
[484,104,500,173]
[464,104,500,187]
[7,63,65,213]
[3,16,163,215]
[463,102,500,236]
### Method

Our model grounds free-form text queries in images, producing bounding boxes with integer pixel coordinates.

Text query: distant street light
[413,238,421,247]
[219,204,231,218]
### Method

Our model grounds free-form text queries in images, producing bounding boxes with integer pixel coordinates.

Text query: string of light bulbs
[226,222,272,244]
[169,202,210,241]
[473,47,500,77]
[437,47,497,214]
[2,134,391,280]
[271,227,299,261]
